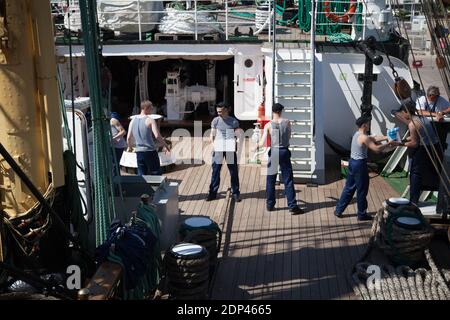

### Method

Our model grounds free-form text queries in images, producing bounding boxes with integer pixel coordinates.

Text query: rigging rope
[78,0,116,246]
[352,209,450,300]
[387,0,450,197]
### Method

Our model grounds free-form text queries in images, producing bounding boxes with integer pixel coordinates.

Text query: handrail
[52,0,377,42]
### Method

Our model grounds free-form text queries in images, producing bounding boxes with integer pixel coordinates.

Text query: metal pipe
[357,36,383,118]
[271,0,276,107]
[310,0,316,139]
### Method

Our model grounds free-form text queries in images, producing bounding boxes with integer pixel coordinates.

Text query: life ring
[324,0,358,24]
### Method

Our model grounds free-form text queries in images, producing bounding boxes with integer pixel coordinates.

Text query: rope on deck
[351,208,450,300]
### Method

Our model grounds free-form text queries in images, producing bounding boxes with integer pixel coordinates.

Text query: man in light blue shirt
[416,86,450,121]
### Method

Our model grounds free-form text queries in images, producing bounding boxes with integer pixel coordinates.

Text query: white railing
[52,0,272,41]
[51,0,388,42]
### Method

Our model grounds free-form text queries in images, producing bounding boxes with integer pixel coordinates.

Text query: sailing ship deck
[163,136,400,300]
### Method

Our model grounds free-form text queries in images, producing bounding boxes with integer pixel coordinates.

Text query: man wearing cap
[334,116,398,221]
[258,103,303,215]
[207,102,241,202]
[416,86,450,121]
[415,86,450,150]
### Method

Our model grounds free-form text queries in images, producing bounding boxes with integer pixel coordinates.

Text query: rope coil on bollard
[351,206,450,300]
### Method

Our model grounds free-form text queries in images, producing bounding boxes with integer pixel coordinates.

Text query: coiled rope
[351,208,450,300]
[352,249,450,300]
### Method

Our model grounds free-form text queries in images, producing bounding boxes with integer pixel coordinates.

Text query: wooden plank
[322,187,352,300]
[281,179,292,300]
[84,261,122,300]
[290,186,304,300]
[245,169,266,299]
[299,184,310,298]
[327,185,355,299]
[315,187,338,299]
[233,165,259,299]
[252,170,272,300]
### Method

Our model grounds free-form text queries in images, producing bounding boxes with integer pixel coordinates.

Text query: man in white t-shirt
[206,102,241,202]
[415,86,450,121]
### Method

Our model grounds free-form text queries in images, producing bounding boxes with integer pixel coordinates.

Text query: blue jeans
[136,150,161,176]
[335,158,369,217]
[266,148,297,209]
[209,152,240,196]
[409,144,442,204]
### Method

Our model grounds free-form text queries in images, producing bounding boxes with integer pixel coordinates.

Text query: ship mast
[0,0,64,219]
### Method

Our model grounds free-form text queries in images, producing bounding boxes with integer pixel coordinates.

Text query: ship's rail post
[362,0,366,40]
[225,0,228,40]
[194,0,198,40]
[137,0,142,40]
[311,0,316,146]
[268,0,271,42]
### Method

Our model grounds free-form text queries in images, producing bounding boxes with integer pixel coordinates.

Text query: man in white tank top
[334,116,398,221]
[259,103,303,215]
[127,101,170,175]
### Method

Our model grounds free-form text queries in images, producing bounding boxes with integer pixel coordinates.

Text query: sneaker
[232,194,241,202]
[266,206,275,212]
[334,210,343,218]
[289,206,304,215]
[206,194,217,202]
[357,214,372,221]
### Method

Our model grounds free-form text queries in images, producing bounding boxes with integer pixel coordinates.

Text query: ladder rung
[276,59,310,62]
[291,158,313,164]
[276,83,311,87]
[284,107,311,112]
[276,95,310,99]
[292,133,312,138]
[290,146,313,151]
[291,120,312,125]
[293,172,317,179]
[276,71,311,75]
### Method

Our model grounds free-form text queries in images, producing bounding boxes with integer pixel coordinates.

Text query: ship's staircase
[274,46,316,180]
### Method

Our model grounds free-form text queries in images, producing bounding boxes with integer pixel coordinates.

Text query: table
[120,151,176,169]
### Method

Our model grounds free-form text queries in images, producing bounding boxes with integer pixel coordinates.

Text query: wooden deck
[164,137,400,300]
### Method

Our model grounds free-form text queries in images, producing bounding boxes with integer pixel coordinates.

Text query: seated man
[416,85,450,121]
[415,86,450,150]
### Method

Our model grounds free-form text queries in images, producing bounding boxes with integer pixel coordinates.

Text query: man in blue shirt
[207,102,241,202]
[416,86,450,121]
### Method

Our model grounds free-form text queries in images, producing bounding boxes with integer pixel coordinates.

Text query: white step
[276,59,310,63]
[277,86,310,96]
[290,144,313,149]
[283,106,311,112]
[276,83,311,87]
[291,158,313,165]
[283,108,311,121]
[276,71,311,75]
[276,95,310,99]
[293,172,317,179]
[291,120,311,125]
